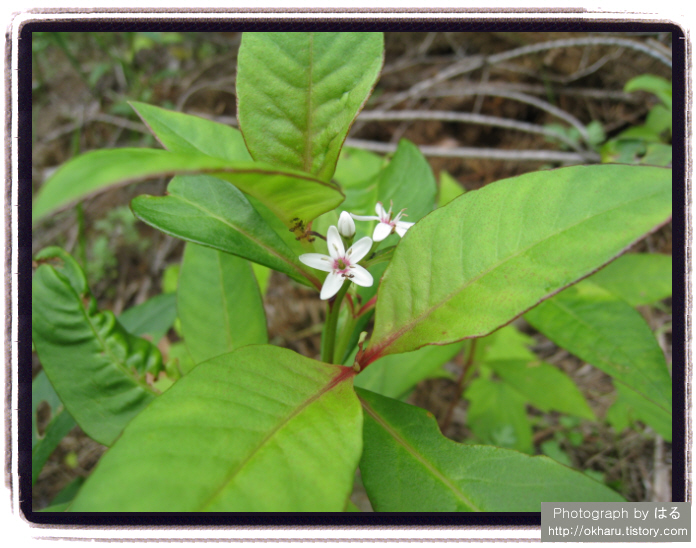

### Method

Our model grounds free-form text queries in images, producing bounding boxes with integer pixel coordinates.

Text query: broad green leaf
[178,243,267,365]
[525,281,671,414]
[465,377,533,453]
[131,175,320,289]
[486,359,595,420]
[32,249,160,446]
[118,293,177,344]
[237,32,384,181]
[364,164,672,363]
[129,101,311,258]
[354,342,463,400]
[33,148,343,228]
[438,170,465,208]
[606,383,672,441]
[358,389,624,511]
[129,101,253,162]
[588,253,672,306]
[68,346,362,512]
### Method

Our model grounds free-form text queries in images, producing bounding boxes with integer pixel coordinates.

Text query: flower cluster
[300,202,414,300]
[299,226,373,300]
[351,202,414,242]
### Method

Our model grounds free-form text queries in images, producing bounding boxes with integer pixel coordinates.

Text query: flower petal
[350,213,380,222]
[373,221,393,242]
[299,253,334,272]
[348,265,374,287]
[375,202,387,217]
[326,225,345,259]
[395,221,415,237]
[346,236,373,263]
[320,271,345,300]
[338,211,355,238]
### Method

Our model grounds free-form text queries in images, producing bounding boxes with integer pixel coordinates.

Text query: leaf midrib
[52,268,157,397]
[197,366,350,510]
[303,33,315,174]
[166,191,320,289]
[360,395,481,511]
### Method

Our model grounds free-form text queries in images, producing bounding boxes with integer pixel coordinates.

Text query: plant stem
[321,281,351,364]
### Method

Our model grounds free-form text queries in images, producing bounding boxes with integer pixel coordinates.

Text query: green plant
[32,32,672,512]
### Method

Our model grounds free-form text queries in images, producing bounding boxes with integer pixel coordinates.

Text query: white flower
[299,226,374,300]
[350,202,415,242]
[337,211,355,238]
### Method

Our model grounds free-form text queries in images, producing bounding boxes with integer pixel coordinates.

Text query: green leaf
[364,164,672,363]
[32,370,64,449]
[334,147,385,190]
[237,32,384,181]
[358,388,625,511]
[475,326,594,419]
[645,104,672,136]
[167,341,196,377]
[353,139,438,305]
[49,476,86,507]
[178,243,267,365]
[437,171,465,208]
[32,249,160,446]
[32,405,77,485]
[118,293,177,344]
[607,383,672,441]
[540,440,573,467]
[354,342,463,400]
[162,263,180,294]
[624,74,672,111]
[129,101,253,162]
[252,263,272,295]
[486,358,595,420]
[131,174,321,289]
[588,253,672,306]
[39,502,71,512]
[640,144,673,167]
[465,377,533,453]
[349,139,437,239]
[525,281,671,414]
[33,148,343,228]
[68,346,362,511]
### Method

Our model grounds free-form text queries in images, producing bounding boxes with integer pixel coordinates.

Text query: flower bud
[337,211,356,238]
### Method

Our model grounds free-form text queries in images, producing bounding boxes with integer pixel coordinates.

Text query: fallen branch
[344,138,598,164]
